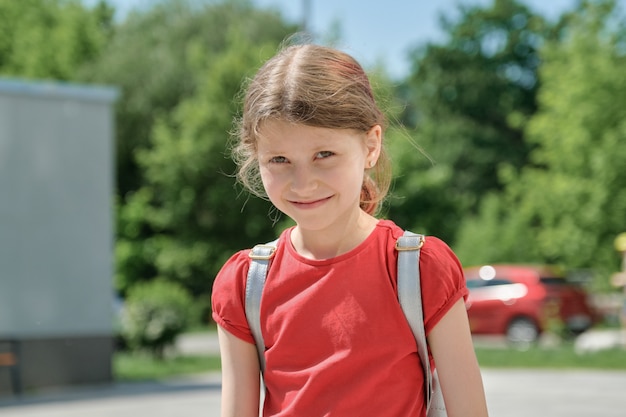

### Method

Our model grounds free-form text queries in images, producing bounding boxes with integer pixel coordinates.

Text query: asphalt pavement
[2,368,626,417]
[1,331,625,416]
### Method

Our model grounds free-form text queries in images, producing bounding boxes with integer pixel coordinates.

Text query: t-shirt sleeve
[211,250,256,344]
[419,236,468,335]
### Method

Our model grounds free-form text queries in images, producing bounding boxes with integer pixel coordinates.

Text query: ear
[364,125,382,168]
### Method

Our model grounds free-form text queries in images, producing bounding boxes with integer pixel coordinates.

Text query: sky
[88,0,580,79]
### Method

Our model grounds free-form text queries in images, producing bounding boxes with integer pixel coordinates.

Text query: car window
[466,278,513,288]
[466,279,486,289]
[484,279,513,286]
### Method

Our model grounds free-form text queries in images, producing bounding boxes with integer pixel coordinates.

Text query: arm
[428,298,489,417]
[217,325,262,417]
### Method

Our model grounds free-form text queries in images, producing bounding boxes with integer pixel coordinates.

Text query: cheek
[259,167,280,196]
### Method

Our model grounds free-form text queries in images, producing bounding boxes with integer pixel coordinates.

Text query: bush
[120,279,195,358]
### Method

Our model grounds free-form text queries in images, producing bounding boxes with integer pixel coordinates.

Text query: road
[2,331,625,416]
[1,368,625,416]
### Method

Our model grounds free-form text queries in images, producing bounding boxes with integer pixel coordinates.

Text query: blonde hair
[232,44,392,215]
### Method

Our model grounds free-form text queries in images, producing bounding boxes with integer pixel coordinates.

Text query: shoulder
[211,231,287,343]
[421,236,463,273]
[418,235,468,333]
[213,231,287,293]
[211,230,289,339]
[213,250,251,288]
[211,249,252,316]
[381,219,462,273]
[211,249,255,342]
[419,235,465,289]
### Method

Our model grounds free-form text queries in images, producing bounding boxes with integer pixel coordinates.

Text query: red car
[464,264,595,346]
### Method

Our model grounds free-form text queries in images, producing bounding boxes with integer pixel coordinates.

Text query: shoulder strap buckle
[395,234,425,251]
[249,244,277,260]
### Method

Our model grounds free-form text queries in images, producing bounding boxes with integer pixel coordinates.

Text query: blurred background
[1,0,626,396]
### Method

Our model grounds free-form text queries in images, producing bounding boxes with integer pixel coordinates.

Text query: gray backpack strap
[397,231,447,417]
[245,239,278,373]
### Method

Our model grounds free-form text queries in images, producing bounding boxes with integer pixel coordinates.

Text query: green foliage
[114,351,222,381]
[455,0,626,289]
[0,0,112,79]
[121,279,197,358]
[83,0,296,197]
[475,346,626,369]
[392,0,552,242]
[102,1,296,300]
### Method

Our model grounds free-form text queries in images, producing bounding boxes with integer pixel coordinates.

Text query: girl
[212,43,489,417]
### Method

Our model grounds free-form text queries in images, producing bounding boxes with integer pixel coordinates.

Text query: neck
[290,211,379,260]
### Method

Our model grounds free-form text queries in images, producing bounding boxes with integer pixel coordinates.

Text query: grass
[113,333,626,382]
[476,344,626,370]
[113,352,221,381]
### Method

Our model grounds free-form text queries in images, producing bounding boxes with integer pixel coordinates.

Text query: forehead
[257,120,363,149]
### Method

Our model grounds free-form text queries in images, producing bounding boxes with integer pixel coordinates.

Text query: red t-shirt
[212,219,468,417]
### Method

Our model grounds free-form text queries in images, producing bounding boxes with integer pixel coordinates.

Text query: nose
[290,164,317,194]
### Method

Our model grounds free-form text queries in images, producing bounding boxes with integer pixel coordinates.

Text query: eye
[268,156,288,164]
[315,151,334,159]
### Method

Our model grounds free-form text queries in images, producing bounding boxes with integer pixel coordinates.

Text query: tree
[454,0,626,289]
[109,1,297,301]
[390,0,552,242]
[82,0,295,199]
[0,0,112,80]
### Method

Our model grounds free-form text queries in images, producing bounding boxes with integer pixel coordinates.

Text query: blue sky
[86,0,579,79]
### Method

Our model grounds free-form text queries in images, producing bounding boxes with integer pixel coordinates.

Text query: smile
[289,196,333,209]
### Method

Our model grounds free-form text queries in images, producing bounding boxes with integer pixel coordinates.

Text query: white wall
[0,79,118,338]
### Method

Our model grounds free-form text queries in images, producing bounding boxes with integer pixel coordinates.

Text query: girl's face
[257,120,381,233]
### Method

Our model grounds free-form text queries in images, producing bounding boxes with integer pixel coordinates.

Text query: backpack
[245,230,447,417]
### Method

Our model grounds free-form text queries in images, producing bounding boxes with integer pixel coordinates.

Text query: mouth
[289,196,333,209]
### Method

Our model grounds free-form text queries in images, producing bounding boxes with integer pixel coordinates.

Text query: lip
[289,196,332,209]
